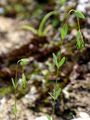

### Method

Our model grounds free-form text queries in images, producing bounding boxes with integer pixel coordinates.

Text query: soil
[0,0,90,120]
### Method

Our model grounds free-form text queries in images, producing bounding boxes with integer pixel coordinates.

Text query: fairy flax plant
[49,51,66,115]
[11,58,29,120]
[22,11,57,37]
[47,10,85,120]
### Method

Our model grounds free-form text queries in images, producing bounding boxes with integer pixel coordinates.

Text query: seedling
[12,58,29,120]
[22,11,57,37]
[60,9,85,50]
[48,51,66,117]
[47,10,85,120]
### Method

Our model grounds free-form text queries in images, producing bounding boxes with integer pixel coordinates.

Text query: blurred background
[0,0,90,120]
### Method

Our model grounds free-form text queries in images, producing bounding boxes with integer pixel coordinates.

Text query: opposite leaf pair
[53,51,66,69]
[49,85,62,101]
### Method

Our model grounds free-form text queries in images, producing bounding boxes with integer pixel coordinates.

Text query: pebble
[72,112,90,120]
[35,116,48,120]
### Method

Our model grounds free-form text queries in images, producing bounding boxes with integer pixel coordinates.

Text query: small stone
[35,116,48,120]
[72,112,90,120]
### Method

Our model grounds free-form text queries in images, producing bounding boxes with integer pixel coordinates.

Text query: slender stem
[14,88,17,120]
[63,9,76,26]
[63,9,73,26]
[52,68,59,117]
[52,99,55,120]
[77,17,80,30]
[56,68,59,86]
[52,99,55,114]
[14,63,19,120]
[15,65,18,84]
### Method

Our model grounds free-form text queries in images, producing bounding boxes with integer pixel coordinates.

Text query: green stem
[14,63,19,120]
[52,99,55,114]
[52,99,55,118]
[77,17,80,30]
[56,68,59,86]
[14,89,17,120]
[63,9,76,26]
[52,68,59,116]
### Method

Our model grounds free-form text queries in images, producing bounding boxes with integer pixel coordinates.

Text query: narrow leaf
[75,10,85,19]
[54,86,62,100]
[22,73,27,89]
[57,51,61,58]
[60,24,68,40]
[53,53,58,68]
[61,28,65,40]
[76,31,81,48]
[11,78,16,89]
[49,92,55,100]
[38,11,57,36]
[76,31,84,49]
[58,57,66,68]
[22,25,37,34]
